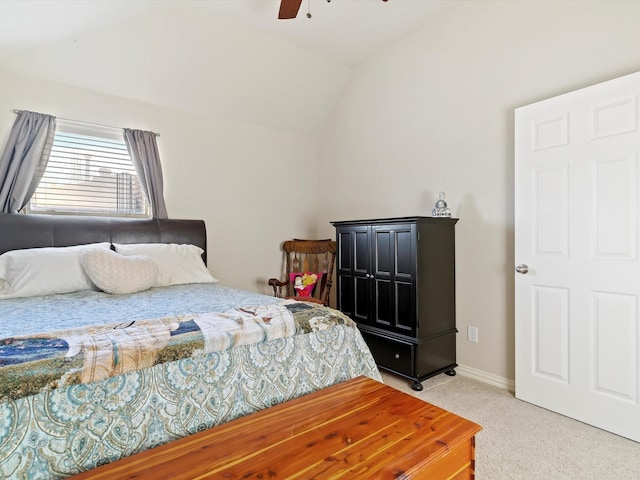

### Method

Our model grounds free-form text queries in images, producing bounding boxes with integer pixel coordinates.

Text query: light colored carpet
[380,371,640,480]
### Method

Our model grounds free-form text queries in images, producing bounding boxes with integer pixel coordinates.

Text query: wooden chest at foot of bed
[69,376,482,480]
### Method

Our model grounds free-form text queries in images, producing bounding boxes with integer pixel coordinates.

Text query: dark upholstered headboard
[0,214,207,264]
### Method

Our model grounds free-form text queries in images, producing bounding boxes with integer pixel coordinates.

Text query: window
[28,119,150,217]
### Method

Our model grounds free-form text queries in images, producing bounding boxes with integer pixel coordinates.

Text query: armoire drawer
[361,332,414,377]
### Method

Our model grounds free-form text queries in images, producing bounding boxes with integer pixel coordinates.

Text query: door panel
[337,274,352,317]
[372,224,416,335]
[533,164,569,256]
[354,229,370,274]
[352,227,371,324]
[336,226,370,325]
[337,230,353,317]
[337,231,351,271]
[532,285,569,382]
[395,230,413,276]
[372,227,393,329]
[374,280,391,326]
[373,230,392,275]
[515,71,640,442]
[393,226,416,334]
[592,291,637,401]
[592,154,637,259]
[354,276,371,324]
[395,282,413,333]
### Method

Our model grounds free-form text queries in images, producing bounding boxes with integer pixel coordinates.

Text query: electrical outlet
[467,325,479,343]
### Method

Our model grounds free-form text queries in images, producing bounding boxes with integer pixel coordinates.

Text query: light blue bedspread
[0,284,281,338]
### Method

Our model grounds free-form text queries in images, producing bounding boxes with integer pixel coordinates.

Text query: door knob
[515,264,529,274]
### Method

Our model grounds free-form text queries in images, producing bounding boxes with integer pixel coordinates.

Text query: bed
[0,214,381,479]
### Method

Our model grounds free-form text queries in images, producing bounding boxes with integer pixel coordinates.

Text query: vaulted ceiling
[0,0,465,135]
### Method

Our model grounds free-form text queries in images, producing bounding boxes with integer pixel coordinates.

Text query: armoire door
[515,71,640,441]
[371,223,416,337]
[336,225,371,326]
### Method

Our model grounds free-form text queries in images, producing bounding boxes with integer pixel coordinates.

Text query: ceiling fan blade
[278,0,302,19]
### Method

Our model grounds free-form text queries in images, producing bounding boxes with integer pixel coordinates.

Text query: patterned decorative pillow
[80,248,159,295]
[289,272,323,298]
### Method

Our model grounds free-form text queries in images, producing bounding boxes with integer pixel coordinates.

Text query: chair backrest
[283,239,336,306]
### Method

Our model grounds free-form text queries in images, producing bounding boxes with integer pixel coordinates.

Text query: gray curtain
[0,111,56,213]
[123,128,168,219]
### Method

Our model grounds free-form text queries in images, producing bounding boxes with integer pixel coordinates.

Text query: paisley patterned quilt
[0,300,343,402]
[0,286,381,479]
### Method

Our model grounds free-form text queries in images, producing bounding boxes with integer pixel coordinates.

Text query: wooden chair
[268,239,336,306]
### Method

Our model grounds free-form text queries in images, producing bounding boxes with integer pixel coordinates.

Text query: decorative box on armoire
[332,216,458,391]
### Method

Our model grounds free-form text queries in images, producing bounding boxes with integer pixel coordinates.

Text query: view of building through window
[29,120,150,217]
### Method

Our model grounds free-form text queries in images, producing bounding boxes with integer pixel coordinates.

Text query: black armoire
[332,216,458,391]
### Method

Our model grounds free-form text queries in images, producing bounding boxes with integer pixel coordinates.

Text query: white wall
[0,67,319,293]
[0,2,351,137]
[317,0,640,382]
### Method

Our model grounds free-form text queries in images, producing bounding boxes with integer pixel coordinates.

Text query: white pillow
[0,262,8,291]
[113,243,218,286]
[0,243,111,299]
[81,249,159,295]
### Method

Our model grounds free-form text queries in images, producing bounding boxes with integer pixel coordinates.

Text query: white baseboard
[455,364,515,392]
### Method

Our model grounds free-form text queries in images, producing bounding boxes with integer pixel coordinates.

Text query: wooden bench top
[70,376,481,479]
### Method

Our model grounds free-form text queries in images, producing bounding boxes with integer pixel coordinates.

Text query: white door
[515,71,640,442]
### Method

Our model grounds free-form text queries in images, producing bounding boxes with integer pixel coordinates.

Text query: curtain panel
[123,129,168,219]
[0,111,56,213]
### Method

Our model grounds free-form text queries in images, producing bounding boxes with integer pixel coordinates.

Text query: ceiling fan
[278,0,388,20]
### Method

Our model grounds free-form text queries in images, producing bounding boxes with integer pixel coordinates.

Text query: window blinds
[29,120,149,217]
